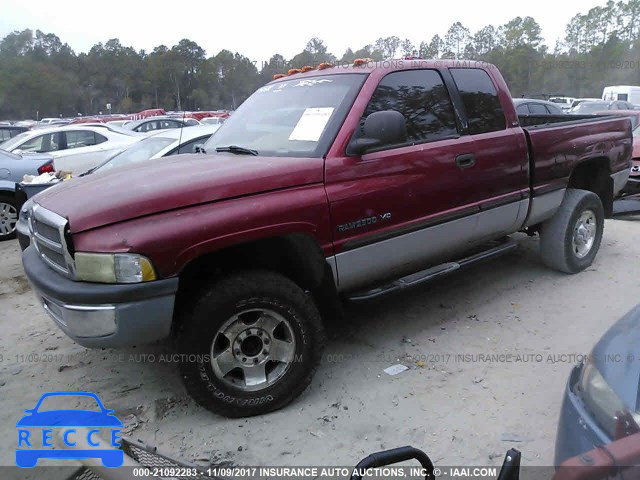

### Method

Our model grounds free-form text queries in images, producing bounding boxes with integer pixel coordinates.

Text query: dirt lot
[1,218,639,473]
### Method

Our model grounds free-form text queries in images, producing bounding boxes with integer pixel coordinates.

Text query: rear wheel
[539,188,604,273]
[0,195,18,241]
[178,270,325,417]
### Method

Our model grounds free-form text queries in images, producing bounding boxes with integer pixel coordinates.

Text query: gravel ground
[1,218,639,476]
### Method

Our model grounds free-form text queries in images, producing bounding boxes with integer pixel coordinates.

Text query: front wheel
[178,270,325,417]
[539,188,604,273]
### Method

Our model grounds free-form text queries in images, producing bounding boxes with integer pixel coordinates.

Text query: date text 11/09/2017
[174,467,500,478]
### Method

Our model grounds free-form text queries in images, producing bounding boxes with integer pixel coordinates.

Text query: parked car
[593,109,640,130]
[21,59,631,418]
[0,125,30,142]
[555,304,640,465]
[200,116,227,125]
[0,125,143,174]
[122,116,200,133]
[513,98,565,115]
[568,98,601,110]
[569,100,635,114]
[548,96,575,112]
[15,125,221,250]
[602,85,640,104]
[0,149,54,240]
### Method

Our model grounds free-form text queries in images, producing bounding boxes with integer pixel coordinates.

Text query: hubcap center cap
[241,335,263,357]
[233,328,270,365]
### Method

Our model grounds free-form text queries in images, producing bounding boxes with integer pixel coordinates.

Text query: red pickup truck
[21,59,632,417]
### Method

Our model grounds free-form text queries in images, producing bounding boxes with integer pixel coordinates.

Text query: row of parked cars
[513,97,638,115]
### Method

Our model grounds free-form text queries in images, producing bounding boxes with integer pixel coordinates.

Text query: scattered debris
[309,431,324,438]
[472,376,484,384]
[57,365,71,372]
[384,364,409,376]
[416,361,426,368]
[401,337,412,344]
[11,365,22,375]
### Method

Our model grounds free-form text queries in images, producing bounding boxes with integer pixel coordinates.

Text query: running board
[346,237,518,301]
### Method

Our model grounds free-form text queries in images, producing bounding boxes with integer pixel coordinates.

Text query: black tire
[178,270,325,417]
[0,194,18,241]
[539,188,604,273]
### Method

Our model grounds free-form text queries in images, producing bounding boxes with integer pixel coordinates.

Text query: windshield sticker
[288,107,334,142]
[293,79,333,87]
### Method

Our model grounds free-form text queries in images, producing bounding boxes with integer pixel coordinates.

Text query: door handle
[455,153,476,169]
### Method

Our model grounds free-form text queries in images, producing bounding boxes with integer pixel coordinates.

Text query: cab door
[324,69,481,292]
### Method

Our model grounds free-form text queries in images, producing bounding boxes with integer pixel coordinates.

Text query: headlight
[75,253,157,283]
[576,357,640,439]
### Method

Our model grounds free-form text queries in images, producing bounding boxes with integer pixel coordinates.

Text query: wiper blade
[215,145,258,156]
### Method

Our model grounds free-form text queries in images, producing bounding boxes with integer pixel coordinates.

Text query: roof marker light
[273,73,287,80]
[288,68,302,75]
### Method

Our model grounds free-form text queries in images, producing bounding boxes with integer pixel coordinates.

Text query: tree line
[1,0,640,119]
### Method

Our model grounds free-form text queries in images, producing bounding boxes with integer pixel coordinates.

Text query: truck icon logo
[16,391,123,468]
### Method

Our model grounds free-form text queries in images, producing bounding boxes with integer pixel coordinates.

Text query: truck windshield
[203,73,367,158]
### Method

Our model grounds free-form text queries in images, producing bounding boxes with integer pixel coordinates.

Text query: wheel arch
[173,233,341,334]
[567,157,613,217]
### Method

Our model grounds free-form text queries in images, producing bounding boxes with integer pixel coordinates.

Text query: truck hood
[33,153,324,233]
[592,304,640,411]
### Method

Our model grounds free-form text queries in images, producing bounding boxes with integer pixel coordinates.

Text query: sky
[0,0,608,66]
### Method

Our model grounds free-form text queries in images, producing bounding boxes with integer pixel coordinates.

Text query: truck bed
[521,114,633,196]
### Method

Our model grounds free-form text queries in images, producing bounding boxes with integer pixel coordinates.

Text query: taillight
[38,162,54,174]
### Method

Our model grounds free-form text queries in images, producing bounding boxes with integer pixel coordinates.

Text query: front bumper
[22,245,179,348]
[554,363,611,465]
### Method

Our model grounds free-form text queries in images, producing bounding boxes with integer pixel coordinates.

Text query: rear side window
[363,69,458,146]
[529,103,547,114]
[450,68,506,135]
[65,130,100,148]
[515,104,529,115]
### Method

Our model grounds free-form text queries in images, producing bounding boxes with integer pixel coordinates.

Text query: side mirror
[194,144,206,153]
[347,110,407,155]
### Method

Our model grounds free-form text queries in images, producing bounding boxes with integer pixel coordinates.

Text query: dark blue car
[16,391,123,468]
[555,305,640,464]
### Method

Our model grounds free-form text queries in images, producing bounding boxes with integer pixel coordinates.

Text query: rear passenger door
[326,69,481,291]
[448,68,529,241]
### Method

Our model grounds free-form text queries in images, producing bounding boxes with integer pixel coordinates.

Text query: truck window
[450,68,506,135]
[363,69,457,147]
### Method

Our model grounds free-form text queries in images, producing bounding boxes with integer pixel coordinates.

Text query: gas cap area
[0,168,10,179]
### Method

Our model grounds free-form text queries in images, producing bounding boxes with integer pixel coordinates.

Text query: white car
[92,124,221,173]
[0,124,143,174]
